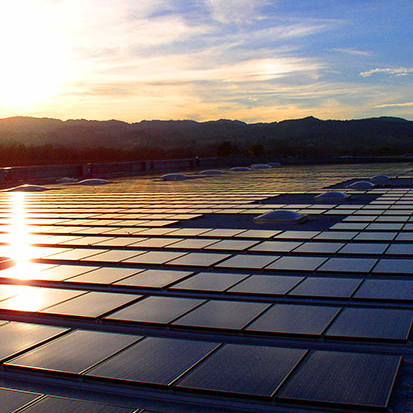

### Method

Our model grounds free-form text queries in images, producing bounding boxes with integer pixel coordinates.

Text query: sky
[0,0,412,123]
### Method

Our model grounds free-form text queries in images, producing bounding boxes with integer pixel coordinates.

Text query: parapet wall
[0,157,226,186]
[0,155,410,187]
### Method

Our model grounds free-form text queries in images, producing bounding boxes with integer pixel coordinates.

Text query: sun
[0,2,71,107]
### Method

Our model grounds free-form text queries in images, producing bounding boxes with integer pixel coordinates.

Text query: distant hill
[0,115,411,165]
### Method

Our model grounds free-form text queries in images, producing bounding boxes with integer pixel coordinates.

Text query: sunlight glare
[0,2,71,107]
[7,193,37,276]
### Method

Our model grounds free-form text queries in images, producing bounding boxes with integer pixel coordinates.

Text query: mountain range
[0,115,411,164]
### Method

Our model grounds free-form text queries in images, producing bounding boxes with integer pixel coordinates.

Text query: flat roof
[0,162,411,412]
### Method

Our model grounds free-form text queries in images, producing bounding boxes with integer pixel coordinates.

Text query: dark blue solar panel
[105,296,205,324]
[169,272,248,292]
[86,337,218,386]
[172,300,269,330]
[40,292,139,318]
[0,322,68,361]
[22,396,135,412]
[175,344,306,397]
[6,330,141,373]
[277,351,401,409]
[0,387,41,412]
[247,304,340,336]
[288,277,362,298]
[325,308,413,341]
[228,275,304,296]
[354,279,413,301]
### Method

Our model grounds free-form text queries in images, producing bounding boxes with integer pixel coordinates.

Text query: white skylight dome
[199,170,225,175]
[4,184,49,192]
[315,191,350,201]
[250,163,272,169]
[161,173,191,181]
[348,181,375,190]
[230,166,251,171]
[77,179,111,185]
[370,175,390,184]
[254,209,308,223]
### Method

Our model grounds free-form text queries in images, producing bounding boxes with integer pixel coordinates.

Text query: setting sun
[0,2,71,107]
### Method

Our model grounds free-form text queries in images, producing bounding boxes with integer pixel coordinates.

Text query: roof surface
[0,162,411,412]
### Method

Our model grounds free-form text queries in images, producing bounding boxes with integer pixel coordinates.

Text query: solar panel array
[0,162,410,412]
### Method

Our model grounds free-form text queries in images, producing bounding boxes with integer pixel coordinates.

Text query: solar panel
[105,296,205,324]
[166,252,231,267]
[0,322,68,361]
[227,275,304,296]
[215,254,279,269]
[249,241,303,252]
[6,330,140,374]
[175,344,306,397]
[35,264,96,281]
[275,231,320,239]
[123,251,187,265]
[164,238,221,249]
[86,337,218,386]
[169,272,248,292]
[373,258,413,274]
[288,277,362,298]
[40,291,139,318]
[68,267,142,285]
[114,269,193,288]
[0,387,41,412]
[21,396,136,412]
[277,350,401,409]
[317,257,377,273]
[266,256,327,271]
[315,231,358,241]
[354,279,413,301]
[0,287,86,312]
[325,308,413,341]
[354,231,397,241]
[337,243,388,255]
[129,237,183,248]
[247,304,340,336]
[385,244,413,255]
[172,300,269,330]
[293,242,344,254]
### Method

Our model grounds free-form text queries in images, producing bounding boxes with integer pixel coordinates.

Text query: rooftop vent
[4,184,49,192]
[370,175,390,184]
[254,209,308,223]
[348,181,375,190]
[199,170,225,175]
[315,191,350,201]
[77,179,111,185]
[250,163,272,169]
[230,167,251,172]
[161,173,191,181]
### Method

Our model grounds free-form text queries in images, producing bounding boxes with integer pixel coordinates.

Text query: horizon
[0,1,412,123]
[1,114,412,125]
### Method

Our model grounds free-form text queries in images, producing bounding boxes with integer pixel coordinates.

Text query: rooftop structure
[0,162,411,412]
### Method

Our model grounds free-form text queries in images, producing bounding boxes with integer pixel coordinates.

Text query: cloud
[360,67,413,77]
[334,48,370,56]
[205,0,265,23]
[375,102,413,108]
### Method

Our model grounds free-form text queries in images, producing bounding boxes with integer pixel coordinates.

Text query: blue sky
[0,0,412,122]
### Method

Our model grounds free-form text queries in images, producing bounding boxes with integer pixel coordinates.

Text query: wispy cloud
[205,0,265,24]
[375,102,413,108]
[360,67,413,77]
[334,48,370,56]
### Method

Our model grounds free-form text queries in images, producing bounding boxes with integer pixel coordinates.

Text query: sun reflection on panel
[5,193,39,279]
